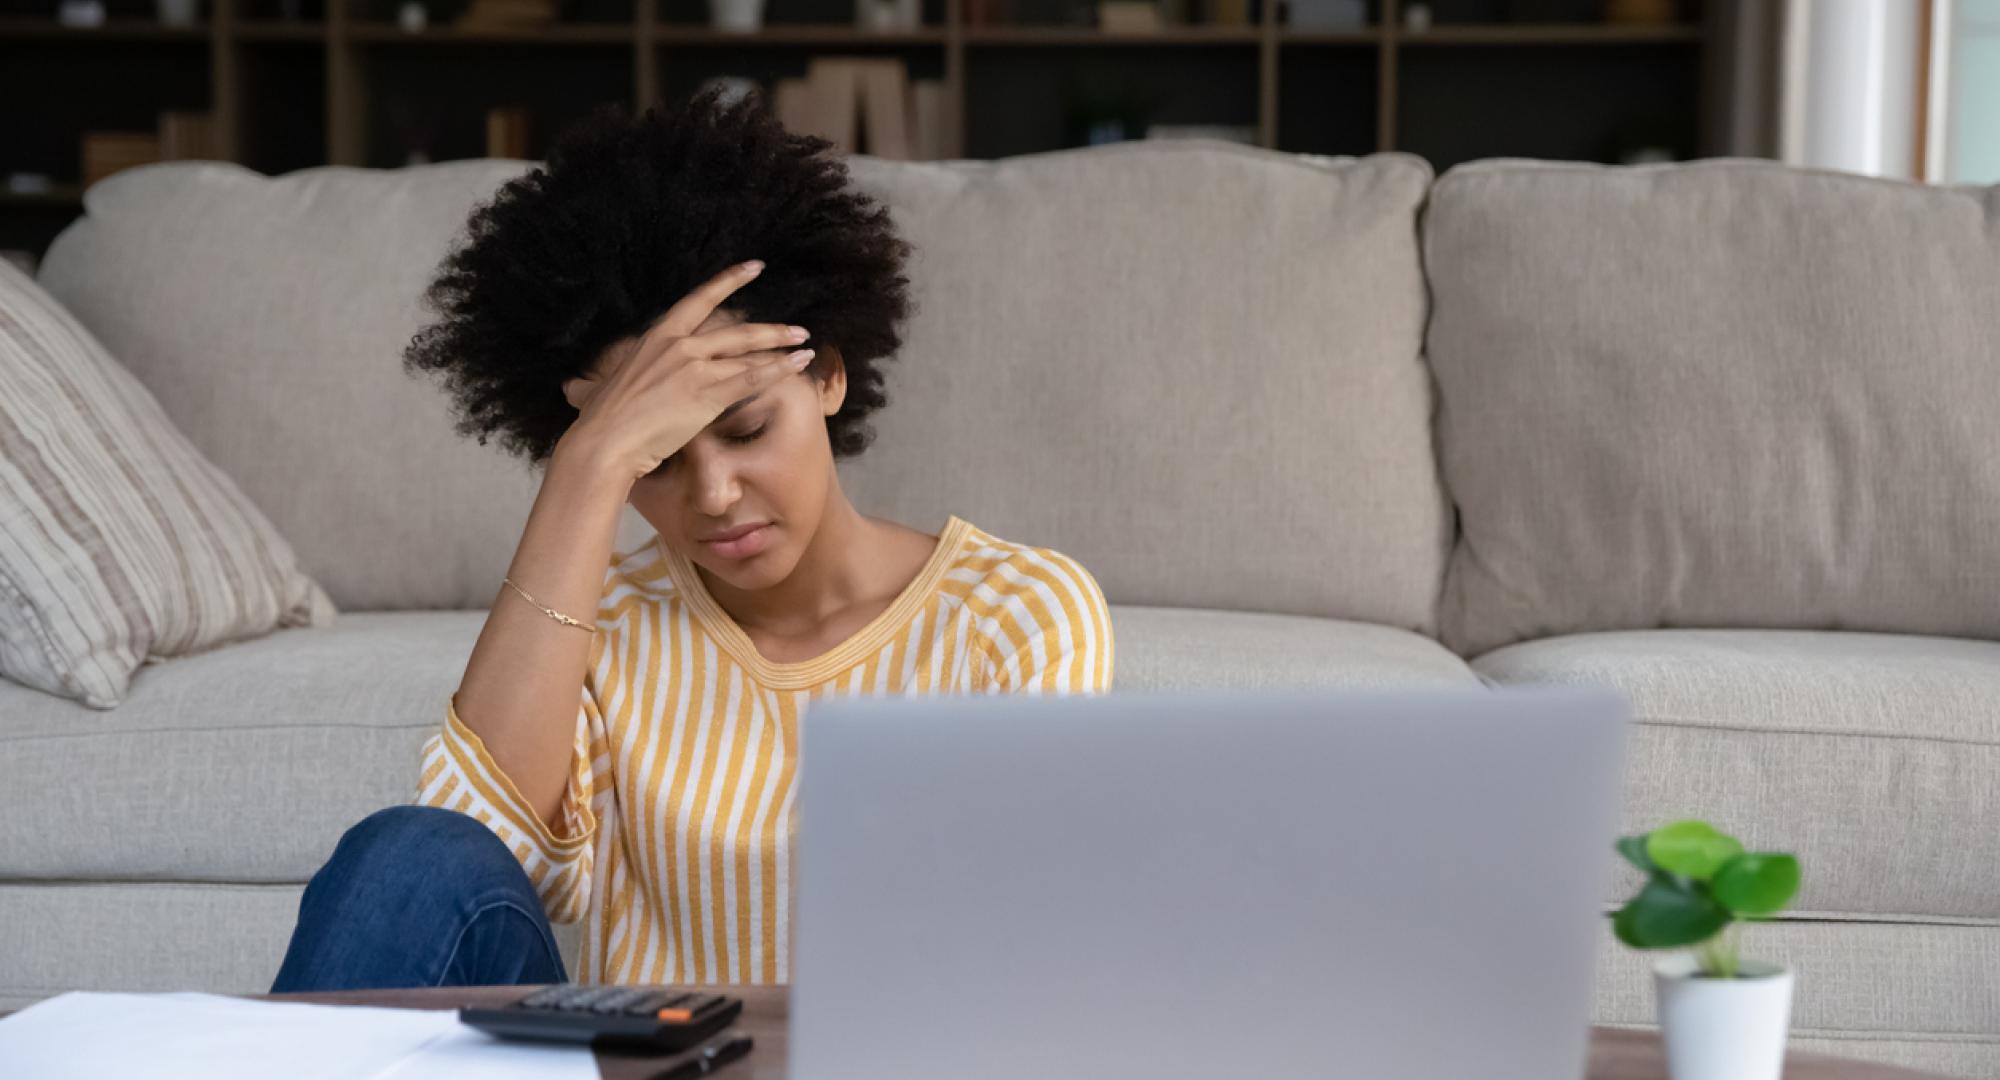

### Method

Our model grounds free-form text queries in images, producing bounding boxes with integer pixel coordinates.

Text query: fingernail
[788,326,809,341]
[788,349,815,368]
[743,260,765,273]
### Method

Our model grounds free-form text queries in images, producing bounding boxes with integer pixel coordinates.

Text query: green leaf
[1615,835,1658,874]
[1613,878,1732,949]
[1712,853,1801,917]
[1646,820,1743,882]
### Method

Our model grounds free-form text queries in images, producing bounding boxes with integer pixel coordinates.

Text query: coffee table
[260,986,1947,1078]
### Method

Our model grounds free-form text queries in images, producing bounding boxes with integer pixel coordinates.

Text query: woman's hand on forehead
[563,308,747,411]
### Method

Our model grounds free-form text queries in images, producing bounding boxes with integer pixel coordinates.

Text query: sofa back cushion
[1425,159,2000,655]
[36,144,1450,629]
[37,159,553,613]
[840,145,1446,629]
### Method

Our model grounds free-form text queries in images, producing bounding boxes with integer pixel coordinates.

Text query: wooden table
[265,986,1946,1079]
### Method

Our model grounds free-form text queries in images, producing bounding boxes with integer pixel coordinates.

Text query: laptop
[790,688,1628,1079]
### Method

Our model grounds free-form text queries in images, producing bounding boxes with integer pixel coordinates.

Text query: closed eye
[643,421,767,478]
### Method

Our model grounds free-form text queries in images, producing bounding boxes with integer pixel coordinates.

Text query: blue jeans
[270,805,569,992]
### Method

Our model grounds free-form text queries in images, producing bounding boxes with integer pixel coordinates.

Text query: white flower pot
[156,0,198,26]
[1653,954,1794,1080]
[708,0,765,31]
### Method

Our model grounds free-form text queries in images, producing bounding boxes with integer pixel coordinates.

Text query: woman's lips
[701,523,773,561]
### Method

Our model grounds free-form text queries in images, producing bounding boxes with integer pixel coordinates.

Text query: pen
[644,1031,753,1080]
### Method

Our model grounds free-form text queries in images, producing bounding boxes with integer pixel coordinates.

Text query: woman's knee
[308,805,534,910]
[276,806,555,991]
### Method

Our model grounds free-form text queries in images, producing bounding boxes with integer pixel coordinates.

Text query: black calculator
[460,985,743,1052]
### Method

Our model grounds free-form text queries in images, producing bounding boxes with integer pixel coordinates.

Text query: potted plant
[1613,820,1802,1080]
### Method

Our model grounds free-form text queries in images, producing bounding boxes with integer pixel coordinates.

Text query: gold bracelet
[502,576,596,633]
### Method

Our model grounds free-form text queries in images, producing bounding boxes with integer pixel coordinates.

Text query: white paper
[0,991,599,1079]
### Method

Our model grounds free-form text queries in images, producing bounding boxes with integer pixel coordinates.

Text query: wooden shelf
[348,22,633,44]
[1398,23,1702,46]
[234,21,329,41]
[655,24,946,46]
[0,184,86,208]
[965,25,1261,45]
[1277,28,1380,45]
[0,17,208,40]
[3,0,1720,257]
[0,17,1703,49]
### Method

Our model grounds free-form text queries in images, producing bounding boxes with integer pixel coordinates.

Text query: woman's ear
[815,349,848,417]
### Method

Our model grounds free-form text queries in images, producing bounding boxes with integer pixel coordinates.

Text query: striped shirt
[415,515,1114,985]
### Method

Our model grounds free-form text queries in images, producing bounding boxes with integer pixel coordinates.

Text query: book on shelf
[910,79,951,161]
[81,133,160,188]
[1206,0,1250,25]
[856,60,911,160]
[158,111,216,161]
[1100,0,1164,32]
[774,59,948,160]
[485,107,533,159]
[775,60,860,154]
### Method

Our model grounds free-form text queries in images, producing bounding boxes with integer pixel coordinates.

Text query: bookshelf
[1,0,1716,256]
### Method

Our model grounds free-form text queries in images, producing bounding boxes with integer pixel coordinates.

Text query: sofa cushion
[0,612,478,883]
[0,605,1469,882]
[840,145,1448,631]
[0,258,334,709]
[1593,918,2000,1078]
[1473,630,2000,921]
[1425,159,2000,655]
[1113,605,1478,690]
[34,144,1451,632]
[0,881,584,1011]
[32,159,652,614]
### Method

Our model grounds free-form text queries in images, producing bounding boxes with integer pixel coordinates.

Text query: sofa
[1,140,1994,1076]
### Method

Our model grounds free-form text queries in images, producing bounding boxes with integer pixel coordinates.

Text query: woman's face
[621,308,848,593]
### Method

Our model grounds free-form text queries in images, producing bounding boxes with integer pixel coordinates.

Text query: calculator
[459,985,743,1052]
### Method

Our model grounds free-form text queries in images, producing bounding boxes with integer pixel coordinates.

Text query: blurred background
[2,0,1995,268]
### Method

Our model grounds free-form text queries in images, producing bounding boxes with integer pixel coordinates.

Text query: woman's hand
[555,259,814,482]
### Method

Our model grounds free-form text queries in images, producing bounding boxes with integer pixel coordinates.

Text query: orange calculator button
[656,1007,693,1022]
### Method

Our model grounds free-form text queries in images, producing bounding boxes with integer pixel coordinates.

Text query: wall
[1945,0,2000,181]
[1780,0,1923,178]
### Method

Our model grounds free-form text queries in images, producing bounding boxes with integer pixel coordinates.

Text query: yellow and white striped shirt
[416,515,1113,985]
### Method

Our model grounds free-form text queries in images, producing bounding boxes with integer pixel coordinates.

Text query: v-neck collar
[656,515,973,690]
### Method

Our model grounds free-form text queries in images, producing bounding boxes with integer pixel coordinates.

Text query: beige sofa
[2,142,1994,1076]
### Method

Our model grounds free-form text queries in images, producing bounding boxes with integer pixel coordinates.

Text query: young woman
[270,89,1113,992]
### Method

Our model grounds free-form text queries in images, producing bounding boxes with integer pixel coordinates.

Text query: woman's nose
[690,456,742,517]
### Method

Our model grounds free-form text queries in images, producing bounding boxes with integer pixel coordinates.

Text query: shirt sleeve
[977,547,1116,695]
[414,681,603,924]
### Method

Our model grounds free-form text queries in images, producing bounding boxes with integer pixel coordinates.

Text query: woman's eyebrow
[714,393,762,423]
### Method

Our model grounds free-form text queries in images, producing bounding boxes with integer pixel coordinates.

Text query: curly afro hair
[404,86,914,465]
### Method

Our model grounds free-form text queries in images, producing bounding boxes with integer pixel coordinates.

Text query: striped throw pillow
[0,258,336,709]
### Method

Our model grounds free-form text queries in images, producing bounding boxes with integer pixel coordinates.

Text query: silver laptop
[791,688,1628,1080]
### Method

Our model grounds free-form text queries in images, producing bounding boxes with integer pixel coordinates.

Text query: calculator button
[622,992,680,1016]
[517,987,568,1009]
[591,989,648,1014]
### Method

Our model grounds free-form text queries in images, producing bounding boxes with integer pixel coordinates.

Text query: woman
[270,89,1113,992]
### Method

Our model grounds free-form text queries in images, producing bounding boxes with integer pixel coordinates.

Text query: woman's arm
[450,433,632,832]
[445,259,814,832]
[979,548,1116,695]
